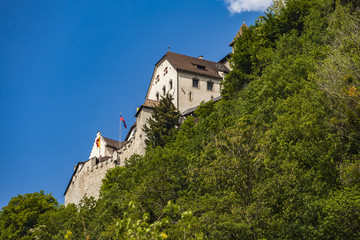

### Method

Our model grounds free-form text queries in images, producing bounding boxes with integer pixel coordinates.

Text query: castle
[64,22,247,205]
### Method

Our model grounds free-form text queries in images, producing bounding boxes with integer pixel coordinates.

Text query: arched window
[169,80,173,90]
[156,92,159,101]
[162,86,166,96]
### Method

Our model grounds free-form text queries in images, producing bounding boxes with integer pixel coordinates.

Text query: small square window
[207,81,214,91]
[193,78,199,88]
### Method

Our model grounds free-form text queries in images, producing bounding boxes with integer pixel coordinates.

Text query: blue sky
[0,0,271,208]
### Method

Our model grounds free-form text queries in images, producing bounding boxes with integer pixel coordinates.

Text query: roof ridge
[166,51,223,65]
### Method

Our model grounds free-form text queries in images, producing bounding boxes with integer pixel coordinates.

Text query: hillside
[1,0,360,239]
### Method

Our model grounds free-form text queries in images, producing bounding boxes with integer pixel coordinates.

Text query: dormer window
[207,81,214,91]
[192,78,199,88]
[195,65,206,71]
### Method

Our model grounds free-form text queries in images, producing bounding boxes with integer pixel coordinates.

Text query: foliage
[143,93,180,148]
[0,191,58,240]
[115,201,203,240]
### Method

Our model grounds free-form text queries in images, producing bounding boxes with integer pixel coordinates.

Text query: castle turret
[229,20,248,51]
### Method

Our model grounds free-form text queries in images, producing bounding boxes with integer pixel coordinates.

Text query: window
[207,81,214,91]
[169,80,173,90]
[162,86,166,96]
[156,92,159,101]
[192,78,199,88]
[195,64,206,71]
[189,92,193,102]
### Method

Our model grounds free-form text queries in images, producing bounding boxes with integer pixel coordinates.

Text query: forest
[1,0,360,239]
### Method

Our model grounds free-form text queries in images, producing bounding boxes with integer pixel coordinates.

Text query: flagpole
[119,113,122,149]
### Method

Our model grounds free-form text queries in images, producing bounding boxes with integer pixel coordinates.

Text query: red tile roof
[229,22,248,46]
[135,99,160,117]
[142,99,160,108]
[103,137,122,149]
[157,52,230,79]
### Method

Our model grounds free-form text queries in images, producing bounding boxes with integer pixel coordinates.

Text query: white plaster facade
[177,70,222,113]
[89,132,118,159]
[146,52,228,113]
[147,59,178,105]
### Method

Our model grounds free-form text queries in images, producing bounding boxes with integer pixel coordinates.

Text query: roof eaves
[124,122,136,141]
[135,104,155,117]
[181,96,223,117]
[219,53,231,64]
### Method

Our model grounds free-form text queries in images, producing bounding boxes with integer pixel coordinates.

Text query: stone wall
[64,106,153,205]
[64,154,119,205]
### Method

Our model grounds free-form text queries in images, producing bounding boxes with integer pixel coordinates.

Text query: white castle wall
[89,133,117,159]
[147,59,177,106]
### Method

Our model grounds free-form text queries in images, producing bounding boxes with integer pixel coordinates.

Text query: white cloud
[224,0,273,13]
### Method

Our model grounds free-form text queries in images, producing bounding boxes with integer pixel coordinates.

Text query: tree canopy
[143,93,180,148]
[0,191,58,240]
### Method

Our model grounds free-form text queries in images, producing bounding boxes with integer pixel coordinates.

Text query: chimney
[198,55,204,59]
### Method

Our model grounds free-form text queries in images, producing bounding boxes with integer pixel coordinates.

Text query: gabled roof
[218,53,231,64]
[135,99,160,117]
[229,22,248,46]
[124,122,137,141]
[156,52,230,79]
[102,137,121,149]
[143,99,160,108]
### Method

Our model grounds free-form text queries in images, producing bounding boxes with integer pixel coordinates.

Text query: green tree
[32,203,84,240]
[0,191,58,240]
[143,93,180,148]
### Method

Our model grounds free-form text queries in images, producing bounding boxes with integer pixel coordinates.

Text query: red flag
[120,116,127,129]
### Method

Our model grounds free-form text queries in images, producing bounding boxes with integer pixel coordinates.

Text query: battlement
[64,154,120,205]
